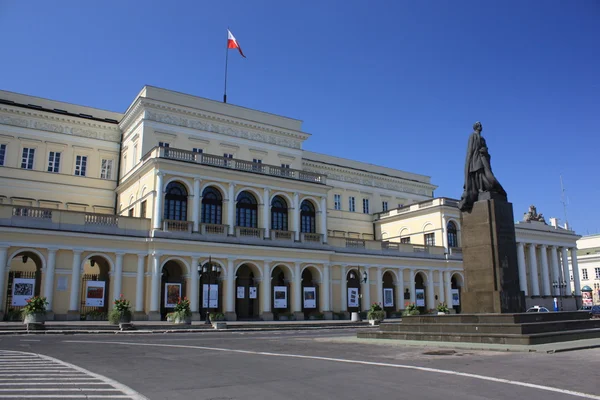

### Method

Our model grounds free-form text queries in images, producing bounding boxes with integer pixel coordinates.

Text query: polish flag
[227,29,246,58]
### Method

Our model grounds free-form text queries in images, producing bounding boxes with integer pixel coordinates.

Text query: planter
[368,319,382,326]
[173,315,192,325]
[437,312,446,315]
[23,312,46,325]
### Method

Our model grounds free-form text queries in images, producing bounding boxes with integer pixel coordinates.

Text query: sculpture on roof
[523,205,547,224]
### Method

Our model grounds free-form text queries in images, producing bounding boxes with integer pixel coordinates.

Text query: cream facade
[573,234,600,305]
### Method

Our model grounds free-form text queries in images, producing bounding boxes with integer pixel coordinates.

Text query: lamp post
[552,279,567,311]
[198,257,221,325]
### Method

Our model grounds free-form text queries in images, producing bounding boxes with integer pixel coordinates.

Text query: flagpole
[223,28,229,104]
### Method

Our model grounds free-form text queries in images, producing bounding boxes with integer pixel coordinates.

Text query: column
[444,271,453,308]
[192,178,201,232]
[561,247,570,292]
[441,215,448,252]
[528,244,540,296]
[228,182,235,235]
[153,172,164,230]
[262,261,271,314]
[376,267,383,306]
[361,267,371,311]
[539,245,551,296]
[571,248,581,295]
[190,256,199,313]
[0,247,8,313]
[550,246,560,296]
[293,192,300,241]
[293,262,302,312]
[340,265,347,312]
[135,254,145,312]
[226,258,235,313]
[320,196,328,243]
[150,253,160,313]
[409,269,416,304]
[516,242,528,295]
[396,268,404,310]
[322,264,331,311]
[263,187,270,239]
[438,270,445,306]
[44,249,57,311]
[113,253,124,302]
[69,250,83,311]
[426,271,435,310]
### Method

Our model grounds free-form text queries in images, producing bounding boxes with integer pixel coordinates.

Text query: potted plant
[21,296,48,324]
[402,303,420,317]
[172,297,191,324]
[309,312,325,320]
[108,295,132,324]
[209,312,226,322]
[367,302,385,325]
[278,311,295,321]
[436,302,450,315]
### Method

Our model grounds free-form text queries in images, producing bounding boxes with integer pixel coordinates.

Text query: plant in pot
[436,302,450,315]
[172,297,191,324]
[108,295,132,324]
[402,303,420,317]
[21,296,48,324]
[367,302,385,325]
[209,312,226,322]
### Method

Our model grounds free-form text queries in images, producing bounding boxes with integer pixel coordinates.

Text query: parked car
[526,306,550,313]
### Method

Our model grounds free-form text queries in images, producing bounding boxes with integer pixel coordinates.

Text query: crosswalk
[0,350,147,399]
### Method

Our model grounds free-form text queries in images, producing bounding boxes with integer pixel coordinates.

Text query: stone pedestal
[261,312,274,321]
[293,312,305,321]
[461,193,525,313]
[66,310,80,321]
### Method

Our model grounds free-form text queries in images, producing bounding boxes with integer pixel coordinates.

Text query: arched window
[164,182,188,221]
[201,187,222,224]
[271,196,288,231]
[300,200,316,233]
[447,221,458,248]
[236,191,258,228]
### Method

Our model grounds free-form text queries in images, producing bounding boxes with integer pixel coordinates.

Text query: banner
[383,288,394,307]
[415,288,425,307]
[582,291,593,307]
[451,289,460,306]
[348,287,359,307]
[274,286,287,309]
[164,283,181,308]
[249,287,257,299]
[85,281,106,307]
[237,286,245,299]
[12,278,35,306]
[202,284,219,308]
[303,287,316,309]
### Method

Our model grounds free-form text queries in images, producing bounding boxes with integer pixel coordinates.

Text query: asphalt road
[0,329,598,400]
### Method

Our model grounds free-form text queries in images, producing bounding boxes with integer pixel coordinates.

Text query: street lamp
[552,279,567,311]
[198,256,221,325]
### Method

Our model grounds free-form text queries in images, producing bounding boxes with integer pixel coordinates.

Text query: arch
[414,270,430,284]
[234,261,262,279]
[236,191,258,228]
[234,187,263,205]
[422,222,434,232]
[300,199,316,233]
[139,185,147,199]
[201,186,223,225]
[201,182,228,199]
[399,227,410,240]
[451,272,465,287]
[382,269,398,282]
[7,248,46,271]
[198,258,226,276]
[269,191,293,206]
[161,256,190,276]
[236,263,260,319]
[163,177,193,194]
[271,263,293,281]
[446,218,461,232]
[81,253,115,273]
[164,181,188,221]
[300,196,323,212]
[301,265,323,282]
[271,195,289,231]
[128,195,135,206]
[381,232,389,240]
[447,220,459,248]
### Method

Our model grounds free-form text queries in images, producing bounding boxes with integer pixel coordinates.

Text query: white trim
[7,248,47,271]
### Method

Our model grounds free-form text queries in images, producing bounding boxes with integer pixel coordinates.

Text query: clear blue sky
[1,1,599,234]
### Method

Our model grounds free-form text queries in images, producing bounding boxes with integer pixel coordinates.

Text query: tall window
[201,187,223,225]
[74,155,87,176]
[300,200,316,233]
[362,198,369,214]
[252,158,263,172]
[382,201,388,212]
[424,233,435,246]
[0,144,6,166]
[21,148,35,169]
[163,182,188,221]
[349,196,356,212]
[128,208,134,217]
[271,196,288,231]
[192,148,203,154]
[159,142,170,148]
[595,267,600,280]
[224,153,233,167]
[281,164,291,176]
[582,269,588,280]
[236,191,257,227]
[140,200,147,218]
[400,237,411,244]
[334,194,341,210]
[101,159,113,180]
[447,221,458,248]
[47,151,61,173]
[132,144,138,168]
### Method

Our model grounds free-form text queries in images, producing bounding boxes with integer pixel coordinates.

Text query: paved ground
[1,329,599,400]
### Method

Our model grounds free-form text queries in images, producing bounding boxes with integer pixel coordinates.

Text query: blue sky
[1,1,598,234]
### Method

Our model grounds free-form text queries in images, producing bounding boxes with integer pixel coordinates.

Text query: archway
[346,269,361,313]
[81,255,111,321]
[160,260,186,320]
[235,264,260,320]
[199,260,222,320]
[301,267,320,319]
[271,265,291,320]
[414,272,427,312]
[382,271,395,316]
[4,250,43,321]
[451,273,463,314]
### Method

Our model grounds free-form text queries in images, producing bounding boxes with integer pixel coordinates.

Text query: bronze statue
[458,122,507,212]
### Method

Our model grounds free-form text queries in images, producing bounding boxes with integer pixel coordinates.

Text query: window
[224,153,233,167]
[398,204,404,209]
[349,196,356,212]
[21,148,35,170]
[582,269,588,280]
[140,200,147,219]
[334,194,341,210]
[47,151,61,173]
[128,208,134,217]
[0,144,6,166]
[192,148,203,154]
[158,142,170,148]
[595,267,600,280]
[271,196,288,231]
[252,158,263,172]
[236,191,257,228]
[280,163,291,176]
[163,182,188,221]
[281,163,290,169]
[74,155,87,176]
[362,198,369,214]
[132,144,138,168]
[382,201,388,212]
[400,237,411,244]
[447,221,458,248]
[300,200,316,233]
[201,186,223,225]
[424,233,435,246]
[101,159,113,180]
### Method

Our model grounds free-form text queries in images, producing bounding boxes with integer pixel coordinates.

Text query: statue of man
[458,122,507,212]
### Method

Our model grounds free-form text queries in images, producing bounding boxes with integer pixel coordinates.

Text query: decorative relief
[0,115,29,128]
[34,121,64,134]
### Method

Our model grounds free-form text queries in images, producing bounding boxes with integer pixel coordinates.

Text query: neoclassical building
[0,87,583,321]
[573,234,600,305]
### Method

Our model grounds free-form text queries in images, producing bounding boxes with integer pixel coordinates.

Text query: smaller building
[574,234,600,305]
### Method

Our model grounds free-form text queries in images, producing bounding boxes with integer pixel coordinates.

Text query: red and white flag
[227,29,246,58]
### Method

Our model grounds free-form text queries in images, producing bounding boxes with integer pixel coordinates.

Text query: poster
[582,291,593,307]
[383,288,394,307]
[249,286,257,299]
[237,286,245,299]
[164,283,181,308]
[348,287,359,307]
[85,281,106,307]
[11,278,35,306]
[303,287,316,309]
[57,276,68,291]
[202,284,218,308]
[415,288,425,307]
[273,286,287,309]
[451,289,460,306]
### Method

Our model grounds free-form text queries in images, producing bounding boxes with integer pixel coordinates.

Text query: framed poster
[85,281,106,307]
[415,288,425,307]
[348,287,359,307]
[202,284,219,308]
[303,287,316,309]
[164,283,181,308]
[11,278,35,306]
[383,288,394,307]
[451,289,460,306]
[237,286,245,299]
[249,286,257,299]
[274,286,287,308]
